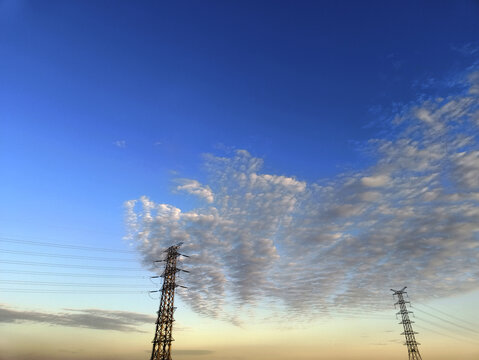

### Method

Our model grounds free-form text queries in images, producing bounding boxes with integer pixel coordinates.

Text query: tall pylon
[149,243,188,360]
[391,287,423,360]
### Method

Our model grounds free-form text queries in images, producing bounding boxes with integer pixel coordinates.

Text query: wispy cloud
[452,42,479,57]
[0,305,154,332]
[114,140,126,148]
[125,69,479,321]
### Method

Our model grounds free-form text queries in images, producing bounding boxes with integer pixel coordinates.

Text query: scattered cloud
[114,140,126,148]
[452,42,479,57]
[175,179,214,203]
[125,69,479,322]
[0,305,154,332]
[361,174,390,187]
[469,71,479,95]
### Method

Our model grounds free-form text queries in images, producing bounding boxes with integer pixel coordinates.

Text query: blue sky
[2,0,479,240]
[1,1,479,360]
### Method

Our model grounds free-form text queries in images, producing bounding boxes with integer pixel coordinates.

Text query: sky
[1,1,479,360]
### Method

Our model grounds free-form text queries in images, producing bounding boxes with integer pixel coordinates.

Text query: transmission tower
[149,243,188,360]
[391,287,423,360]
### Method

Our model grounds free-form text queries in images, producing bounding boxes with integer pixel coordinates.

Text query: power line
[332,310,391,320]
[415,302,479,329]
[414,324,479,346]
[0,288,146,294]
[0,236,135,253]
[0,280,148,288]
[0,269,146,278]
[0,248,138,262]
[411,305,478,334]
[0,260,144,271]
[414,315,478,342]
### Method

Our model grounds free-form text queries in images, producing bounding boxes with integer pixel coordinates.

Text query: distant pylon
[149,243,189,360]
[391,287,423,360]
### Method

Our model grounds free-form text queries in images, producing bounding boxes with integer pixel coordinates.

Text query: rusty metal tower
[149,243,188,360]
[391,287,423,360]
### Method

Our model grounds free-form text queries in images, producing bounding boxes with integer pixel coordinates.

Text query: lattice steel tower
[391,287,422,360]
[149,243,188,360]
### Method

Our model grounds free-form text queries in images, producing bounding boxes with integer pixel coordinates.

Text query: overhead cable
[0,236,135,253]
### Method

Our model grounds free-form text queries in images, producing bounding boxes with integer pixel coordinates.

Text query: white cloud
[361,175,390,187]
[452,151,479,189]
[415,108,435,124]
[125,69,479,322]
[468,71,479,94]
[176,179,214,203]
[114,140,126,148]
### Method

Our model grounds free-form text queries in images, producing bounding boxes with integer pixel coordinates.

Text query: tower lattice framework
[391,287,423,360]
[150,243,188,360]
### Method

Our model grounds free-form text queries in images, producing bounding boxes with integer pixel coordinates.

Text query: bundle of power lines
[0,236,151,295]
[1,236,477,347]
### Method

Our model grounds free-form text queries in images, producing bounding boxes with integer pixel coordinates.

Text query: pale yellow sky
[2,291,478,360]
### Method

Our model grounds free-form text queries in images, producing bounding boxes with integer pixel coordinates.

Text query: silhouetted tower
[149,243,188,360]
[391,287,422,360]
